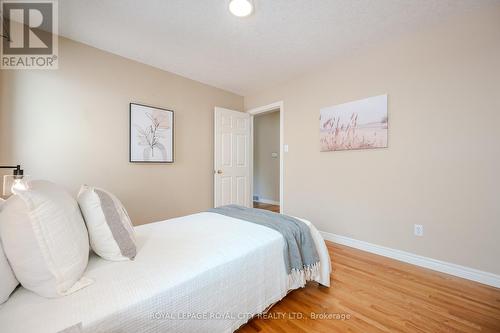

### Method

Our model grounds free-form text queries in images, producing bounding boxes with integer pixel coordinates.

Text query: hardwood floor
[254,201,280,213]
[237,242,500,333]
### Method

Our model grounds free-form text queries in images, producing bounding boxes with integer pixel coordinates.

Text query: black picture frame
[129,103,174,163]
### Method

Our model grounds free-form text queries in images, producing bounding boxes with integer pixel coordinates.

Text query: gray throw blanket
[208,205,320,287]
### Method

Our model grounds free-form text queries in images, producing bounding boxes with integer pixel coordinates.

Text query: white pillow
[1,196,18,304]
[77,185,136,261]
[0,180,92,298]
[0,198,19,303]
[0,197,20,304]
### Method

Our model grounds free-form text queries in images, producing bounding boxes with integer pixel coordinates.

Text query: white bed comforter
[0,212,330,333]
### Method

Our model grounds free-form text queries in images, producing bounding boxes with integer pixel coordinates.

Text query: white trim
[253,198,280,205]
[247,101,284,213]
[247,101,283,115]
[213,107,218,208]
[320,231,500,288]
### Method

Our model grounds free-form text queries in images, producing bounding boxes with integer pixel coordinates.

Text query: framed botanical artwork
[320,94,388,152]
[129,103,174,163]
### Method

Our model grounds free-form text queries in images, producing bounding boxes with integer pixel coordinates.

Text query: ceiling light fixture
[229,0,254,18]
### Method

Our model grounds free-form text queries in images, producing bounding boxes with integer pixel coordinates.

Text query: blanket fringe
[287,262,321,289]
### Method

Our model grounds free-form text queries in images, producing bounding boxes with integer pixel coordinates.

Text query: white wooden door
[214,107,251,208]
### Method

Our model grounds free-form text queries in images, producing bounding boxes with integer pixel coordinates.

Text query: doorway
[249,102,284,213]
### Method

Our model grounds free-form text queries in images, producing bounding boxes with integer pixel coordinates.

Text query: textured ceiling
[58,0,495,95]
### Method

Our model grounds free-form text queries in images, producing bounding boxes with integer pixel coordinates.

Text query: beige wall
[0,37,243,225]
[253,111,280,202]
[0,68,11,161]
[245,6,500,274]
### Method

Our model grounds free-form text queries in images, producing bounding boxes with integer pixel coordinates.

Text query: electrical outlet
[414,224,424,237]
[284,144,289,153]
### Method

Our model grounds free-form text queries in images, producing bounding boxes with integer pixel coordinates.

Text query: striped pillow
[77,185,136,261]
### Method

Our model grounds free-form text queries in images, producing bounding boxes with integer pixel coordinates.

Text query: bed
[0,212,331,333]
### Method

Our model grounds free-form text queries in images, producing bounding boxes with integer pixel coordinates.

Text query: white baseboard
[254,197,280,205]
[320,231,500,289]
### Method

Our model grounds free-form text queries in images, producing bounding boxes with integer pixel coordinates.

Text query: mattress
[0,212,330,333]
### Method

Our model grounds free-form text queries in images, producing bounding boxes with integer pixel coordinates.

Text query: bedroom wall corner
[243,4,500,275]
[0,36,244,223]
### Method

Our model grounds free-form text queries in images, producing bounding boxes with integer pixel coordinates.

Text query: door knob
[216,170,223,174]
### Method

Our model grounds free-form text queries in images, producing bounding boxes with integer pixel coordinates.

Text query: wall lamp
[0,165,24,178]
[1,165,26,196]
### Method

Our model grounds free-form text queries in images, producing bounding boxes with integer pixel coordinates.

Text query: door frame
[247,101,284,213]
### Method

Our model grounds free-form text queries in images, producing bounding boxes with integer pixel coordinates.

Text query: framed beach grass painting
[320,95,388,152]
